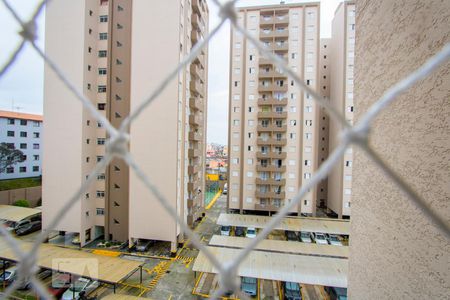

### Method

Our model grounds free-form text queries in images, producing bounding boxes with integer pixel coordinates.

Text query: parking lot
[0,194,341,299]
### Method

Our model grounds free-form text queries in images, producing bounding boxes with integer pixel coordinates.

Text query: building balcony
[190,63,203,79]
[188,179,200,191]
[191,30,199,44]
[270,138,287,146]
[256,151,287,159]
[257,138,271,146]
[189,131,202,141]
[256,165,286,172]
[188,164,200,175]
[192,0,200,13]
[255,178,286,185]
[259,70,276,78]
[254,203,280,212]
[273,29,288,38]
[258,85,274,93]
[259,30,275,39]
[189,114,202,126]
[272,43,289,51]
[259,58,273,65]
[257,111,288,118]
[189,97,203,111]
[256,124,287,132]
[192,13,201,30]
[260,16,274,25]
[188,148,201,158]
[190,80,204,96]
[257,98,288,106]
[255,191,285,199]
[273,85,288,92]
[274,15,289,25]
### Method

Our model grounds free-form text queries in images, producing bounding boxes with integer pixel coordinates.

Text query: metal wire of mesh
[0,0,449,299]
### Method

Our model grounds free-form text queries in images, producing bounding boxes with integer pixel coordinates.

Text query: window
[7,131,14,137]
[346,160,353,167]
[97,138,106,145]
[116,59,122,65]
[97,173,106,180]
[33,132,40,138]
[291,53,297,59]
[96,191,105,198]
[98,50,107,57]
[232,146,239,151]
[20,131,27,138]
[247,146,253,151]
[235,42,241,49]
[248,120,254,126]
[289,133,296,139]
[233,107,240,113]
[117,4,124,11]
[20,143,27,149]
[98,86,107,93]
[288,173,295,179]
[305,120,312,126]
[305,106,313,113]
[232,171,238,177]
[290,106,296,113]
[98,103,106,110]
[99,15,108,22]
[249,67,255,74]
[233,94,240,100]
[33,155,39,161]
[32,166,39,172]
[234,68,241,75]
[304,200,309,206]
[345,175,352,181]
[247,158,253,165]
[96,208,105,215]
[304,173,311,179]
[305,133,312,140]
[233,120,240,126]
[289,160,295,166]
[344,188,352,195]
[246,197,253,203]
[99,32,108,40]
[248,132,254,138]
[116,41,122,47]
[19,167,26,173]
[249,54,254,61]
[88,28,92,35]
[7,118,14,125]
[97,156,104,162]
[249,94,255,100]
[6,167,14,174]
[99,68,107,75]
[20,120,27,126]
[247,171,253,177]
[249,80,255,87]
[305,160,311,166]
[5,143,14,149]
[117,23,123,29]
[290,120,297,126]
[87,83,91,90]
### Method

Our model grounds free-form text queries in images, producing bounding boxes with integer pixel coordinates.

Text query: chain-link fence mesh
[0,0,449,299]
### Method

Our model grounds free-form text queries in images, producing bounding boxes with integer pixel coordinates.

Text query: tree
[13,199,30,207]
[0,143,25,173]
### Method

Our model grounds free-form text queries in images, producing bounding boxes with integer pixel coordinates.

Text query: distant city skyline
[0,0,341,145]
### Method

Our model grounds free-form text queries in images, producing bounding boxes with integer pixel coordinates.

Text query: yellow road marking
[205,190,222,210]
[92,249,121,257]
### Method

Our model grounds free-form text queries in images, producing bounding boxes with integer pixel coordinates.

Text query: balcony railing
[255,203,280,211]
[189,131,202,141]
[188,148,201,158]
[255,191,286,199]
[257,98,288,106]
[273,29,288,38]
[189,114,203,126]
[256,165,286,172]
[257,124,287,132]
[255,178,286,185]
[257,111,288,118]
[189,97,203,111]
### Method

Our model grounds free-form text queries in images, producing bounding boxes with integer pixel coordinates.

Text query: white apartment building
[43,0,208,252]
[328,1,355,218]
[228,2,324,216]
[0,110,43,180]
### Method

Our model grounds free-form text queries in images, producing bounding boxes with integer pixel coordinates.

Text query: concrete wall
[0,186,42,207]
[349,0,450,298]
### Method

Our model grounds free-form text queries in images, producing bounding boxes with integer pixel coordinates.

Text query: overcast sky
[0,0,341,145]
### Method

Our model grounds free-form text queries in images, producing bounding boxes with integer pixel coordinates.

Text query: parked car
[72,234,81,245]
[1,220,16,232]
[62,277,99,300]
[48,273,71,298]
[327,234,343,246]
[235,226,245,237]
[0,266,31,289]
[241,277,257,297]
[0,266,17,286]
[222,184,228,195]
[299,231,313,243]
[325,286,347,300]
[246,227,257,238]
[282,281,302,300]
[313,232,328,245]
[285,230,298,241]
[135,239,153,252]
[15,219,42,236]
[220,225,231,236]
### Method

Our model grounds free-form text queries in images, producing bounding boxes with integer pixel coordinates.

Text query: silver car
[314,232,328,245]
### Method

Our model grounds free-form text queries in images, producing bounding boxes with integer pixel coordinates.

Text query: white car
[246,227,257,238]
[314,232,328,245]
[220,225,231,236]
[62,277,99,300]
[327,234,343,246]
[299,231,313,243]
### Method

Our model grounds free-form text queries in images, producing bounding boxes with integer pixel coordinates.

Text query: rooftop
[0,110,43,122]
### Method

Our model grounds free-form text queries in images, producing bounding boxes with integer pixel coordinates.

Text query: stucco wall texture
[350,0,449,299]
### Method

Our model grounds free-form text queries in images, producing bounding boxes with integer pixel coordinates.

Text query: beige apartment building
[43,0,208,252]
[327,1,355,219]
[228,2,328,216]
[350,0,449,298]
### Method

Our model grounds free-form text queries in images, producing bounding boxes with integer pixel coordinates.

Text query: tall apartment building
[43,0,208,252]
[0,111,43,180]
[228,2,325,216]
[327,1,355,218]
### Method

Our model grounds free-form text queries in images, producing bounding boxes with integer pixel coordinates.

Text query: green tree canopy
[0,143,26,173]
[13,199,30,207]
